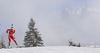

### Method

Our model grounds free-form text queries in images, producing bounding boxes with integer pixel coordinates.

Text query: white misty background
[0,0,100,47]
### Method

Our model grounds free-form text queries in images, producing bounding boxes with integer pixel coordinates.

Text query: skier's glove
[6,31,8,33]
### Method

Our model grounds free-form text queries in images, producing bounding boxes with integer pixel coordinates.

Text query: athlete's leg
[8,36,11,46]
[11,35,18,45]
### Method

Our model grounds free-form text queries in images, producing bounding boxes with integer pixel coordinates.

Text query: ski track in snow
[0,46,100,53]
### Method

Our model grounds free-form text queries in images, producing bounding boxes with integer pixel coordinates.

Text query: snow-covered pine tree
[24,18,43,47]
[68,40,81,47]
[0,37,6,48]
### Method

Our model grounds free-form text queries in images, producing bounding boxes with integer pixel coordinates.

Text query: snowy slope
[0,46,100,53]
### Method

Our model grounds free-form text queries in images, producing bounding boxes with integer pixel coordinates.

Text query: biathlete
[6,25,18,47]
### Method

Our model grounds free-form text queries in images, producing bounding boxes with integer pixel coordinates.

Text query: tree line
[0,18,44,48]
[0,18,81,49]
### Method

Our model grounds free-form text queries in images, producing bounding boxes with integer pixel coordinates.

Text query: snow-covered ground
[0,46,100,53]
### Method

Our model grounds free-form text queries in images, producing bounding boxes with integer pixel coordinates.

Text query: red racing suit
[6,29,17,45]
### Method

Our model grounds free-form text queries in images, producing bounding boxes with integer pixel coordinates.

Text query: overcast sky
[0,0,100,46]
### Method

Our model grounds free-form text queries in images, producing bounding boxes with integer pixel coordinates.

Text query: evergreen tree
[68,40,81,47]
[68,40,76,46]
[0,37,6,48]
[24,18,43,47]
[76,43,81,47]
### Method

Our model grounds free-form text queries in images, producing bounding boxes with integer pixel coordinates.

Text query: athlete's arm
[14,30,15,33]
[6,29,9,33]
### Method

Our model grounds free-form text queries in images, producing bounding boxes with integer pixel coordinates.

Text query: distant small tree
[76,43,81,47]
[24,18,43,47]
[0,37,6,48]
[68,40,76,46]
[68,40,81,47]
